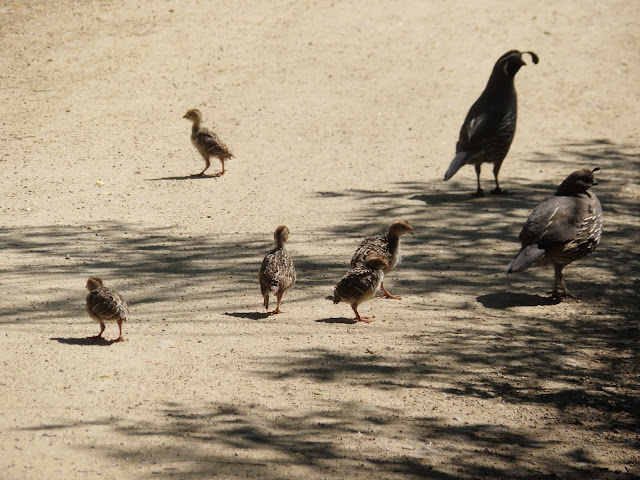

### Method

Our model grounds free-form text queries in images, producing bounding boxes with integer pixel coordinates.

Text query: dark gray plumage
[85,277,129,342]
[333,256,389,323]
[258,226,296,314]
[506,168,603,299]
[350,220,414,299]
[444,50,539,196]
[183,109,234,176]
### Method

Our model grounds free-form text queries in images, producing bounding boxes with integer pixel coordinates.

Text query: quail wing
[87,288,129,322]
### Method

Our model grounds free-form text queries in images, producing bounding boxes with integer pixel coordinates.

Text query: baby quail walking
[85,277,130,342]
[333,256,389,323]
[444,50,539,196]
[183,109,234,176]
[506,168,603,300]
[350,220,414,299]
[258,226,296,314]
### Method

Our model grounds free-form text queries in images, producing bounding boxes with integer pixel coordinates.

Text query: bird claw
[490,187,508,195]
[548,290,575,302]
[376,293,401,300]
[192,172,222,177]
[473,189,485,198]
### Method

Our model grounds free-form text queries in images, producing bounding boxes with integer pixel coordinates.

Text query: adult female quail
[350,220,414,299]
[183,109,234,176]
[258,226,296,314]
[333,256,389,323]
[85,277,130,342]
[444,50,539,196]
[506,168,603,300]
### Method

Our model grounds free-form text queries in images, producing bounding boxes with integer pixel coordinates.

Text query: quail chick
[333,256,390,323]
[183,109,234,176]
[258,226,296,314]
[350,220,414,299]
[444,50,539,196]
[506,168,603,300]
[85,277,130,342]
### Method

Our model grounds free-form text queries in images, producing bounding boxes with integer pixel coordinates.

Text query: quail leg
[557,272,575,299]
[550,265,575,300]
[550,268,561,299]
[88,322,106,340]
[473,164,485,197]
[111,319,126,342]
[377,282,401,300]
[490,163,506,195]
[268,294,284,315]
[352,304,374,323]
[205,157,225,177]
[193,157,211,176]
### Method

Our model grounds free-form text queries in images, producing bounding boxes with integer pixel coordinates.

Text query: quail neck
[556,168,599,196]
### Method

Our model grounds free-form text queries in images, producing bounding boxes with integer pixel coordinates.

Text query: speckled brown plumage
[258,226,296,314]
[506,168,603,299]
[333,256,389,323]
[85,277,130,342]
[183,109,234,176]
[350,220,414,299]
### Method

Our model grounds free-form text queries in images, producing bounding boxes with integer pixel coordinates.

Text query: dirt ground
[1,1,639,479]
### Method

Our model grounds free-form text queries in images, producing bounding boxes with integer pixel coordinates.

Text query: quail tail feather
[332,291,341,304]
[506,245,545,273]
[444,152,471,181]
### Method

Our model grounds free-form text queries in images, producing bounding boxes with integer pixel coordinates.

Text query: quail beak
[409,227,415,235]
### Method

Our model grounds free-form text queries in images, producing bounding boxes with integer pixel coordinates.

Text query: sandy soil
[1,1,639,478]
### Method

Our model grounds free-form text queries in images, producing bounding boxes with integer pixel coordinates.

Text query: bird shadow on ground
[409,190,512,206]
[315,317,358,324]
[147,174,221,181]
[477,292,561,308]
[50,336,118,346]
[224,311,272,321]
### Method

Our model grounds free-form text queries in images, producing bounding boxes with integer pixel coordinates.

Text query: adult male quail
[333,256,389,323]
[183,108,234,176]
[350,220,414,299]
[506,168,603,300]
[444,50,539,196]
[258,226,296,314]
[85,277,130,342]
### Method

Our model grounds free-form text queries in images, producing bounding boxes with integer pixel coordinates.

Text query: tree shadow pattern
[6,139,640,478]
